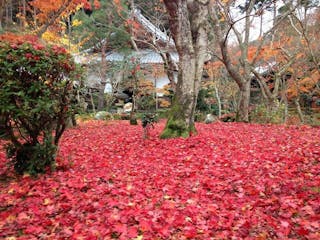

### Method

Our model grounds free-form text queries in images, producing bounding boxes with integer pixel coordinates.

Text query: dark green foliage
[196,89,211,113]
[160,119,189,139]
[137,95,156,111]
[6,137,57,175]
[72,1,131,52]
[0,115,8,139]
[0,34,78,175]
[250,102,285,124]
[160,96,197,139]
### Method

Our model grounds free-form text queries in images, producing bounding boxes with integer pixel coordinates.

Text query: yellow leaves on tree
[42,30,80,52]
[137,79,155,97]
[159,99,171,108]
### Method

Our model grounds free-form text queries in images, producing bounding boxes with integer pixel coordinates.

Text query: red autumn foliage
[0,121,319,239]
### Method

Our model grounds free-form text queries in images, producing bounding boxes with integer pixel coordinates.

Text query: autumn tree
[0,0,101,38]
[209,0,298,122]
[160,0,210,138]
[278,4,320,123]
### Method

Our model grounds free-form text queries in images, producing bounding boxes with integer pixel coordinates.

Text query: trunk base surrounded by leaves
[160,0,209,138]
[160,118,195,139]
[160,99,197,139]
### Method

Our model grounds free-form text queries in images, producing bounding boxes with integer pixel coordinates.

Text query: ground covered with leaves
[0,120,319,239]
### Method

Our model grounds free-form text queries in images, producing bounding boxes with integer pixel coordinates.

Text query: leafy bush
[250,101,285,124]
[0,33,78,175]
[196,88,211,113]
[136,95,156,111]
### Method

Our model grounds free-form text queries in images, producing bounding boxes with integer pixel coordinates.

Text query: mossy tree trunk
[161,0,209,138]
[161,56,198,138]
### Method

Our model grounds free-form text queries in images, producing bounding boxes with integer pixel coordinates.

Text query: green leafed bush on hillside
[0,33,79,175]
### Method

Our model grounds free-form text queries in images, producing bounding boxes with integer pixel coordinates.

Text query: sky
[229,1,280,42]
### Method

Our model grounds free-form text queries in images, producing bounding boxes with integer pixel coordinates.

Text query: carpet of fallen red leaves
[0,120,319,240]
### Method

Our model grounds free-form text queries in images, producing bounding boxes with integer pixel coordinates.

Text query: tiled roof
[133,8,175,47]
[106,50,179,64]
[74,50,179,65]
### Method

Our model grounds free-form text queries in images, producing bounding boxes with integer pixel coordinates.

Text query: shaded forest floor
[0,120,319,239]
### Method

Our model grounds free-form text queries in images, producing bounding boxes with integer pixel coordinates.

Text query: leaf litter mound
[0,120,319,239]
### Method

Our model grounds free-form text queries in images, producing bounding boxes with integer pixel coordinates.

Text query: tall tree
[278,3,320,123]
[160,0,210,138]
[210,0,297,122]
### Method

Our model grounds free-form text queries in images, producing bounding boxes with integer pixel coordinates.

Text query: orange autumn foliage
[29,0,79,23]
[204,61,224,79]
[287,70,320,99]
[27,0,100,32]
[0,33,40,45]
[233,43,285,65]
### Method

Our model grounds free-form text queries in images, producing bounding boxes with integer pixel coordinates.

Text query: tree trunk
[295,97,304,123]
[161,0,209,138]
[0,0,7,30]
[5,0,12,26]
[210,4,251,122]
[89,89,96,114]
[97,43,107,111]
[97,87,105,111]
[237,80,251,122]
[161,55,198,138]
[214,85,222,118]
[162,52,177,91]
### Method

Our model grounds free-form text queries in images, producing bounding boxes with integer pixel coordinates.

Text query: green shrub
[156,109,170,119]
[0,34,78,175]
[196,88,211,113]
[136,95,156,111]
[194,111,206,122]
[250,101,285,124]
